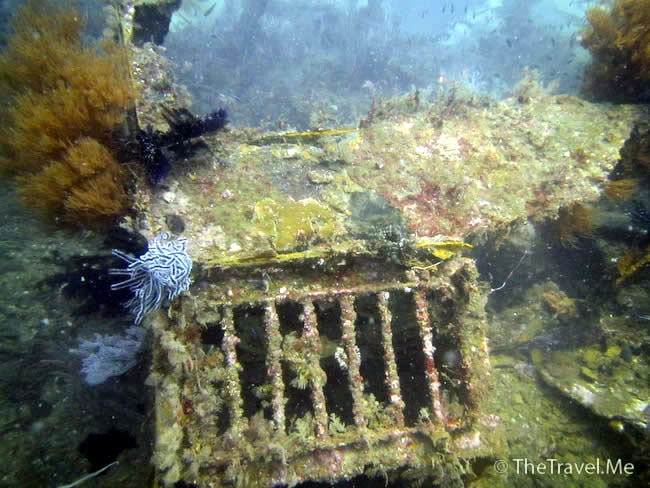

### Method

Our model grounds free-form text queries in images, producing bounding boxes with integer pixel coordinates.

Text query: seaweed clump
[0,1,136,227]
[603,178,638,200]
[612,122,650,284]
[552,203,594,248]
[581,0,650,102]
[602,121,649,205]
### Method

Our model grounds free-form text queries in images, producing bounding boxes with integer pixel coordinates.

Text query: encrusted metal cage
[149,246,497,487]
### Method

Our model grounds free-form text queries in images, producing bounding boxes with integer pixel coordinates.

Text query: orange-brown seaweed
[603,178,638,200]
[581,0,650,102]
[552,203,594,248]
[0,1,135,227]
[19,138,128,227]
[616,245,650,285]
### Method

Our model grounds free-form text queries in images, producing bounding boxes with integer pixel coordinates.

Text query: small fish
[218,93,242,104]
[639,315,650,321]
[506,38,512,48]
[203,2,216,16]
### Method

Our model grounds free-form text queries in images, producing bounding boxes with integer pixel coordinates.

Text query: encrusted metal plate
[149,254,496,487]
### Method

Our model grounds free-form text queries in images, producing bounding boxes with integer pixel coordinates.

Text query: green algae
[142,92,641,266]
[252,197,345,251]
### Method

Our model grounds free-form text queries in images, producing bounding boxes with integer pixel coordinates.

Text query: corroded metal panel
[150,256,499,487]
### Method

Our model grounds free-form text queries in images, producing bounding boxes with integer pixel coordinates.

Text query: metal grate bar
[413,290,446,423]
[299,298,329,437]
[339,295,366,427]
[220,305,245,429]
[263,300,286,432]
[377,291,405,427]
[151,257,495,487]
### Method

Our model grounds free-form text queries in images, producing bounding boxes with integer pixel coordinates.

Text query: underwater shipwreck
[0,1,649,487]
[121,8,647,488]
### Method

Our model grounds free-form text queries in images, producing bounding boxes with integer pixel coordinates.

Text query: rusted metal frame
[413,290,446,423]
[376,291,405,427]
[220,305,245,430]
[263,300,286,432]
[299,298,329,437]
[338,294,366,428]
[272,282,419,303]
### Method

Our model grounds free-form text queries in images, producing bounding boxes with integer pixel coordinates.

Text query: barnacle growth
[0,1,136,227]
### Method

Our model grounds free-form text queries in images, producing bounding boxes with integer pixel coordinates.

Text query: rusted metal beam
[300,299,329,437]
[413,290,445,423]
[263,300,286,432]
[377,291,405,427]
[339,295,366,428]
